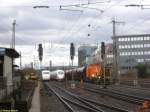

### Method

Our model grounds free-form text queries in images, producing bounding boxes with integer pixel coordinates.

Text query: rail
[83,84,150,108]
[43,82,75,112]
[43,82,104,112]
[53,84,130,112]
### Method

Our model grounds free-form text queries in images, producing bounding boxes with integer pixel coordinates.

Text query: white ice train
[42,70,50,81]
[50,70,65,81]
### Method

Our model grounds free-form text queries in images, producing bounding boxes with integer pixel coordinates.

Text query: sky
[0,0,150,68]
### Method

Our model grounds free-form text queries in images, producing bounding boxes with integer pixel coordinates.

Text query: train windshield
[58,71,64,75]
[43,72,50,74]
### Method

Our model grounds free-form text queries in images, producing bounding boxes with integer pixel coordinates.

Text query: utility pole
[101,42,106,87]
[70,43,75,88]
[12,20,16,83]
[20,52,22,69]
[49,60,52,71]
[12,20,16,49]
[112,18,124,84]
[33,55,36,69]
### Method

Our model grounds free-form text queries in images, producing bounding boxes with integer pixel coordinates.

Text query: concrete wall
[0,89,7,100]
[4,55,13,94]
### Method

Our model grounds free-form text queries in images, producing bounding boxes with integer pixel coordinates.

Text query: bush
[136,64,149,78]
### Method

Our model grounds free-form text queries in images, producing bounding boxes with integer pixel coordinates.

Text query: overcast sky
[0,0,150,68]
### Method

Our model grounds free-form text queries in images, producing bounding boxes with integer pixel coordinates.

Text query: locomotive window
[43,72,50,74]
[58,72,64,74]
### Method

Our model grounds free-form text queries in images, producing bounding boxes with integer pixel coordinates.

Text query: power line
[66,0,126,42]
[60,11,83,42]
[58,0,111,7]
[74,5,104,12]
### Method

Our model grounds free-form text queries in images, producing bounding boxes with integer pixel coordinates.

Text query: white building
[85,43,113,67]
[78,45,97,66]
[113,34,150,74]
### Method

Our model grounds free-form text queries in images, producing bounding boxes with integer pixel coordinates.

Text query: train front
[56,70,65,81]
[42,70,50,81]
[86,64,102,82]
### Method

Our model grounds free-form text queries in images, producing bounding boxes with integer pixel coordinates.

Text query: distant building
[85,46,101,65]
[85,43,113,67]
[105,43,113,67]
[78,45,97,66]
[113,34,150,74]
[0,47,19,99]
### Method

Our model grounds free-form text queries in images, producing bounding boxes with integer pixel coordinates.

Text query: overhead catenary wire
[48,0,109,42]
[119,16,150,35]
[59,10,84,43]
[74,5,104,12]
[0,0,149,46]
[57,0,111,7]
[61,0,149,40]
[64,0,126,43]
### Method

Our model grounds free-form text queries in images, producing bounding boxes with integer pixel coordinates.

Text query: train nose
[58,75,65,79]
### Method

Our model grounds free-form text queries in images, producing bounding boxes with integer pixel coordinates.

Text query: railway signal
[101,42,105,60]
[101,42,106,88]
[70,42,75,88]
[38,43,43,62]
[70,43,75,60]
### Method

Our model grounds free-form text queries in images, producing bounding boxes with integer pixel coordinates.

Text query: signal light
[101,42,105,60]
[38,43,43,62]
[70,43,75,60]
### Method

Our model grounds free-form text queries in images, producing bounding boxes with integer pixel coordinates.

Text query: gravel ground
[40,81,150,112]
[40,82,70,112]
[107,84,150,98]
[51,81,147,112]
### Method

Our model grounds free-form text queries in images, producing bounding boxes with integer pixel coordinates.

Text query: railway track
[114,84,150,92]
[82,83,150,107]
[43,82,130,112]
[108,85,150,98]
[120,79,150,88]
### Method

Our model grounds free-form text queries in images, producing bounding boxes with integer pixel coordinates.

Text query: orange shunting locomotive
[65,63,111,82]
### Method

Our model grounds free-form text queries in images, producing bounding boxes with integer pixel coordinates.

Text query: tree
[136,64,149,78]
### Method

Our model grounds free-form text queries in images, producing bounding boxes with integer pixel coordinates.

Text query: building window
[119,45,122,49]
[136,59,144,62]
[146,58,150,61]
[144,37,150,40]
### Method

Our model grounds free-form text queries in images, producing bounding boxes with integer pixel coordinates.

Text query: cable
[58,0,111,7]
[119,16,150,35]
[75,5,104,12]
[65,0,124,43]
[59,11,83,43]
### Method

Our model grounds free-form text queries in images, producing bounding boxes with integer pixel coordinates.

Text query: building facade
[113,34,150,74]
[105,43,113,67]
[85,43,113,67]
[78,45,97,66]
